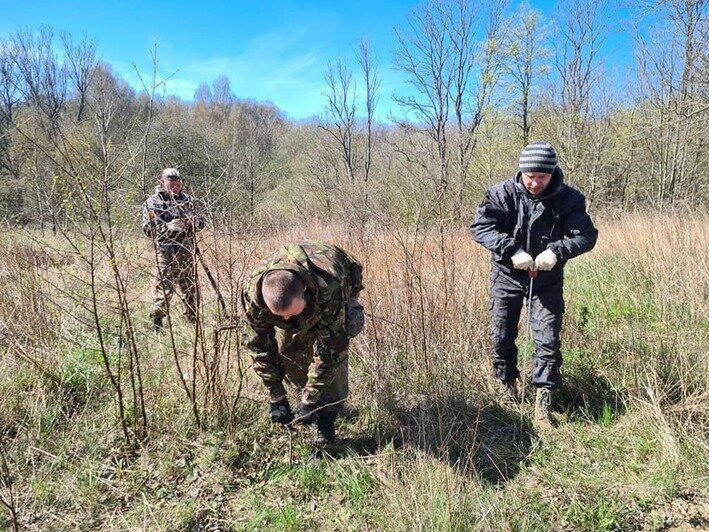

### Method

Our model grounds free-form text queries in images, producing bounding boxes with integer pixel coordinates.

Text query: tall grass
[0,212,706,530]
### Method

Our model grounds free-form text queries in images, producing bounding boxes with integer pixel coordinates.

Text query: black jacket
[471,167,598,288]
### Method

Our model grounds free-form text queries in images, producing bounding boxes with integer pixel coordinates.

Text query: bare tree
[506,2,547,146]
[393,0,452,198]
[450,0,507,218]
[447,0,478,219]
[10,26,67,134]
[632,0,708,207]
[0,38,22,180]
[308,130,341,215]
[548,0,606,189]
[193,82,212,105]
[211,74,234,122]
[235,102,284,216]
[357,39,380,206]
[60,32,98,123]
[134,43,161,196]
[393,0,506,218]
[7,27,70,232]
[320,57,358,184]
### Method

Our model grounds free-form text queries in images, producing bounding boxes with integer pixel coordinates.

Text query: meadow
[0,211,707,531]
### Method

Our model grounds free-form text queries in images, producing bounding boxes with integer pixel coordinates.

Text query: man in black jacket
[471,141,598,429]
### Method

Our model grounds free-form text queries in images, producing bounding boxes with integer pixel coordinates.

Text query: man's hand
[294,401,317,424]
[269,397,293,424]
[535,249,558,271]
[166,219,187,233]
[511,251,534,271]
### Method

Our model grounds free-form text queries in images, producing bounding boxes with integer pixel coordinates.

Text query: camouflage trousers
[150,248,199,322]
[270,328,349,413]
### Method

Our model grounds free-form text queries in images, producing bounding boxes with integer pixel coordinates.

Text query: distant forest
[0,0,706,230]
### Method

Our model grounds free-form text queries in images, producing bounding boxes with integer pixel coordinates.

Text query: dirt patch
[643,488,709,531]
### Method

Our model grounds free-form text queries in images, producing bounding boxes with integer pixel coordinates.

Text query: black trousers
[488,272,564,389]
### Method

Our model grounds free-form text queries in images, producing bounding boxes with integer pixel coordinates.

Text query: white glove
[535,249,558,271]
[511,251,534,271]
[166,219,187,233]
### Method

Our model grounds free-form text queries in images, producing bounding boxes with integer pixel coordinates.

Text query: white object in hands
[511,251,534,271]
[535,249,558,271]
[166,218,187,233]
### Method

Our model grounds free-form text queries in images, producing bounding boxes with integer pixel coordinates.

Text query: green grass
[0,231,707,530]
[247,499,306,531]
[2,366,705,530]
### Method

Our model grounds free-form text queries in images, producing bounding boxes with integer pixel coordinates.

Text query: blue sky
[3,0,634,121]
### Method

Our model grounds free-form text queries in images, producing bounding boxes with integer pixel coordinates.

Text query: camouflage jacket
[240,242,364,404]
[141,186,205,252]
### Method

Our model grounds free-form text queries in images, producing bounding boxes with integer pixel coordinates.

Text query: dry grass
[0,212,707,530]
[594,211,709,321]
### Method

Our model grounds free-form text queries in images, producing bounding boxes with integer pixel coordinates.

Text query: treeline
[0,0,706,230]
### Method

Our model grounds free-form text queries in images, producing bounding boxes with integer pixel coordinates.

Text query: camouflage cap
[161,168,181,180]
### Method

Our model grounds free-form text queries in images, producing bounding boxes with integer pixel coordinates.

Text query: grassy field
[0,212,707,531]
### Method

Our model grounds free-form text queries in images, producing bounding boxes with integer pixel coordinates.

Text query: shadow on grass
[558,363,627,424]
[331,394,536,485]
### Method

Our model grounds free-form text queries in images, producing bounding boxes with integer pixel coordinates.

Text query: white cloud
[174,25,331,117]
[160,78,200,100]
[107,21,335,118]
[103,6,408,120]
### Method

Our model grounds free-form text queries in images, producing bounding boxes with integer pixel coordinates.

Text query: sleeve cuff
[546,244,562,259]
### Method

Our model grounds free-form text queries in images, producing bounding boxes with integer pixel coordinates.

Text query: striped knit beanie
[519,141,557,173]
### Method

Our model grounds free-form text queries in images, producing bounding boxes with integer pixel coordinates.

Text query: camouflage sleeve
[301,294,349,405]
[142,197,171,239]
[143,198,165,238]
[190,196,206,233]
[240,287,283,391]
[141,201,153,237]
[342,248,364,296]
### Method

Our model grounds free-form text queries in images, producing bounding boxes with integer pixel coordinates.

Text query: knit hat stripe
[519,156,557,167]
[519,141,557,173]
[520,163,556,171]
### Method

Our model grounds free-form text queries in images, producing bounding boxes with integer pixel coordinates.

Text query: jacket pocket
[345,297,365,338]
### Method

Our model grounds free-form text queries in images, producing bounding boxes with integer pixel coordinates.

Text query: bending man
[240,242,364,446]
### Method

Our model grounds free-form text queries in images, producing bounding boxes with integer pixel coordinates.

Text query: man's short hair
[261,270,305,312]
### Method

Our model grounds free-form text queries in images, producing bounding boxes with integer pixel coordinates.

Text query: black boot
[313,410,337,446]
[152,314,163,334]
[269,397,294,424]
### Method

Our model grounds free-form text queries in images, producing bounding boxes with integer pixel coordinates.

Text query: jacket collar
[255,245,321,325]
[157,186,187,202]
[514,166,564,202]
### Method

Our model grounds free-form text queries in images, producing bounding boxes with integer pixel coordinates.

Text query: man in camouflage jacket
[142,168,205,332]
[240,241,364,444]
